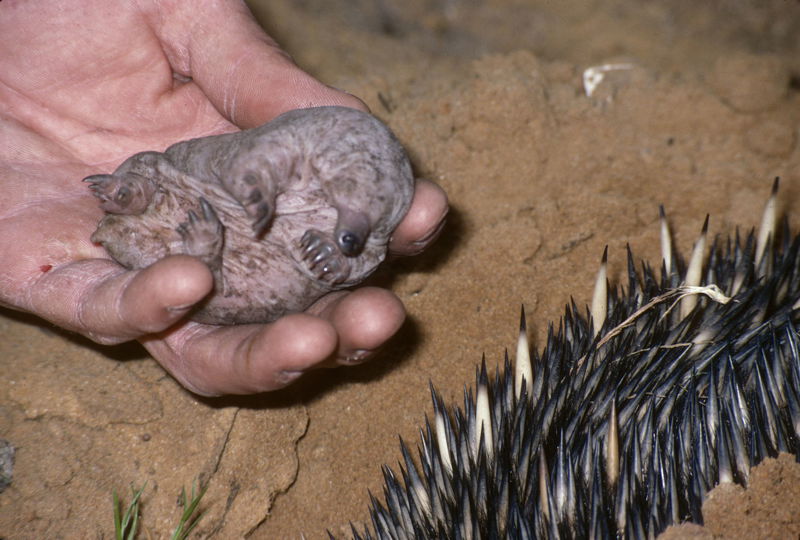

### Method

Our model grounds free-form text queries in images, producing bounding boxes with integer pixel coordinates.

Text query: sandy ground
[3,0,800,538]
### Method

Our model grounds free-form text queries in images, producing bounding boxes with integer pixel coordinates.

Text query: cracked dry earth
[4,0,800,538]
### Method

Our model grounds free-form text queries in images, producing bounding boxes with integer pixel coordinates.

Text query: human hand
[0,0,448,396]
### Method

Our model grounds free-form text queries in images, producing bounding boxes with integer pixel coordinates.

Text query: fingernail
[166,303,194,313]
[277,370,304,385]
[415,209,449,246]
[340,349,372,365]
[397,212,448,256]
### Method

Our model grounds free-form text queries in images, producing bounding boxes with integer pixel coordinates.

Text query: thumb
[26,256,213,345]
[151,0,367,128]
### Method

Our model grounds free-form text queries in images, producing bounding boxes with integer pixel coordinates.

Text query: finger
[151,0,367,128]
[25,255,213,344]
[142,287,404,396]
[389,179,449,256]
[307,287,406,366]
[144,313,339,396]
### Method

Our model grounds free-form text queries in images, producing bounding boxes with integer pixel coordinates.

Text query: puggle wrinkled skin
[87,106,415,324]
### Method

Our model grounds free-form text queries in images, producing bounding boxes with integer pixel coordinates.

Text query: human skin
[0,0,448,396]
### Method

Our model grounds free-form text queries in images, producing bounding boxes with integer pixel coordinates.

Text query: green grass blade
[114,483,146,540]
[113,490,122,539]
[170,480,208,540]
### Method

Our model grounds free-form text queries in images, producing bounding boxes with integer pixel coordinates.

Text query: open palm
[0,0,447,395]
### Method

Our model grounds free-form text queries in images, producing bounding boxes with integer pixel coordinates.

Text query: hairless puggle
[86,106,414,324]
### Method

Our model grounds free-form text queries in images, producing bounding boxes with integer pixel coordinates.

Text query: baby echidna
[346,179,800,539]
[87,106,414,324]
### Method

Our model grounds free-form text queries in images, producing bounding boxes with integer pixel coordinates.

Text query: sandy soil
[2,0,800,538]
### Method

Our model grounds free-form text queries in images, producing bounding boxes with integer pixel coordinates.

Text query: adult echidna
[345,179,800,539]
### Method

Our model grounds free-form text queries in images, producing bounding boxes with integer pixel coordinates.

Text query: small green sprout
[171,480,208,540]
[112,479,207,540]
[113,483,146,540]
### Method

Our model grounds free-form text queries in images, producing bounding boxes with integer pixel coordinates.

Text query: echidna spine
[343,178,799,539]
